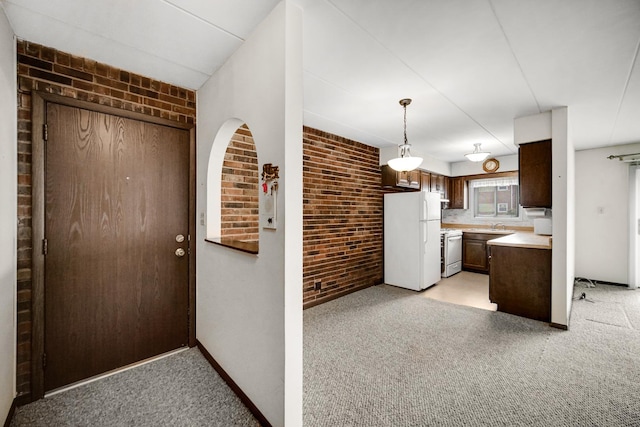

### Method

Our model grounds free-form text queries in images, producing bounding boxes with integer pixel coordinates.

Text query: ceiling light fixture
[388,98,423,172]
[464,143,490,162]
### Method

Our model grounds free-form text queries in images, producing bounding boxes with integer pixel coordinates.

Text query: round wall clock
[482,158,500,173]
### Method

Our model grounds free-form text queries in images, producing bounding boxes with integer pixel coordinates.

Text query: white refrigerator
[384,191,441,291]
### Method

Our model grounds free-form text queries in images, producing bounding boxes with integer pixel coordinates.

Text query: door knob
[175,248,186,257]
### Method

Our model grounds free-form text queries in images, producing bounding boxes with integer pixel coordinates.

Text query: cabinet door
[438,175,446,193]
[519,140,552,208]
[430,174,440,192]
[381,165,397,188]
[430,174,446,194]
[489,245,551,321]
[421,171,431,191]
[381,165,420,190]
[448,177,467,209]
[409,170,421,189]
[462,239,488,272]
[398,170,420,189]
[441,175,448,200]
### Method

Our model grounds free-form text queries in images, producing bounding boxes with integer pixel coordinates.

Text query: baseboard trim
[303,281,378,310]
[196,340,272,427]
[3,397,17,427]
[13,393,30,407]
[575,277,628,287]
[550,322,569,330]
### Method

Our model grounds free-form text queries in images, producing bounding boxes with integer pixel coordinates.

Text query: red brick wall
[15,40,196,397]
[221,125,259,242]
[303,127,383,306]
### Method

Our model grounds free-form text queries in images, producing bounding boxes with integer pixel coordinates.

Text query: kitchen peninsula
[487,233,552,322]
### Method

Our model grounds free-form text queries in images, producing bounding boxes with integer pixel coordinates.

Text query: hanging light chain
[403,102,408,146]
[399,98,412,158]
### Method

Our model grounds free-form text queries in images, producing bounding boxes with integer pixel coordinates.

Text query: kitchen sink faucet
[491,223,506,230]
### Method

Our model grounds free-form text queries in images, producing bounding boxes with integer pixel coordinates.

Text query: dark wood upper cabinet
[381,165,421,190]
[429,173,448,202]
[430,173,444,193]
[447,176,467,209]
[519,139,552,208]
[421,171,431,191]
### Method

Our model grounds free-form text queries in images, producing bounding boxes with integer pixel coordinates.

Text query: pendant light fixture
[464,143,490,162]
[388,98,423,172]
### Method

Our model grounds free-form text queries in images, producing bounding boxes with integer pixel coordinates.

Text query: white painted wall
[514,111,552,145]
[0,9,16,421]
[575,142,640,284]
[513,109,574,328]
[450,154,518,176]
[196,2,303,426]
[382,146,518,178]
[551,107,574,327]
[630,164,640,289]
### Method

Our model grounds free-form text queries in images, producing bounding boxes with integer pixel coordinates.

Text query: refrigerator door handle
[423,198,428,221]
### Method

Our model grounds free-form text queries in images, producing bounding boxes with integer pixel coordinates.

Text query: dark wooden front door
[44,102,190,391]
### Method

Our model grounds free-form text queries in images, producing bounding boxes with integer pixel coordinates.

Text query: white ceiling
[2,0,640,162]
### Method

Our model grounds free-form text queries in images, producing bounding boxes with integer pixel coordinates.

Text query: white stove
[440,228,463,277]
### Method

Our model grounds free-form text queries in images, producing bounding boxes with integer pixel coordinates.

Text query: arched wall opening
[206,119,260,251]
[220,124,259,242]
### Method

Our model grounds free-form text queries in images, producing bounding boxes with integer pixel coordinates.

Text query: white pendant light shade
[388,142,423,171]
[388,98,423,172]
[388,153,423,171]
[465,143,490,162]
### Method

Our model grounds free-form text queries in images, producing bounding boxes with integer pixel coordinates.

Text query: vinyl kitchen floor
[422,271,497,312]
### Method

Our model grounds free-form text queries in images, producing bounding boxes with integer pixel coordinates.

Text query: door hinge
[43,123,48,141]
[42,238,48,255]
[42,353,47,370]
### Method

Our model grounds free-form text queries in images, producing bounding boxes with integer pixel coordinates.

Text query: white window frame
[469,177,523,222]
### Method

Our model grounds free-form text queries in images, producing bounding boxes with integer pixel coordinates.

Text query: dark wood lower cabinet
[462,232,505,274]
[489,245,552,322]
[463,238,488,273]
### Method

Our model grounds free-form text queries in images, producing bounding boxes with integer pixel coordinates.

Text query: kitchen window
[470,177,519,218]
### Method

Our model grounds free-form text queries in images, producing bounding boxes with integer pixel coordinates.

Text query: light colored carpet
[10,348,259,427]
[304,283,640,426]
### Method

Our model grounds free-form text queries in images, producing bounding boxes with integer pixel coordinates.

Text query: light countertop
[486,232,552,250]
[441,223,534,233]
[460,229,517,235]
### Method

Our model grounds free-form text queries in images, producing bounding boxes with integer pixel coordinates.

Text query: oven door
[447,235,462,264]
